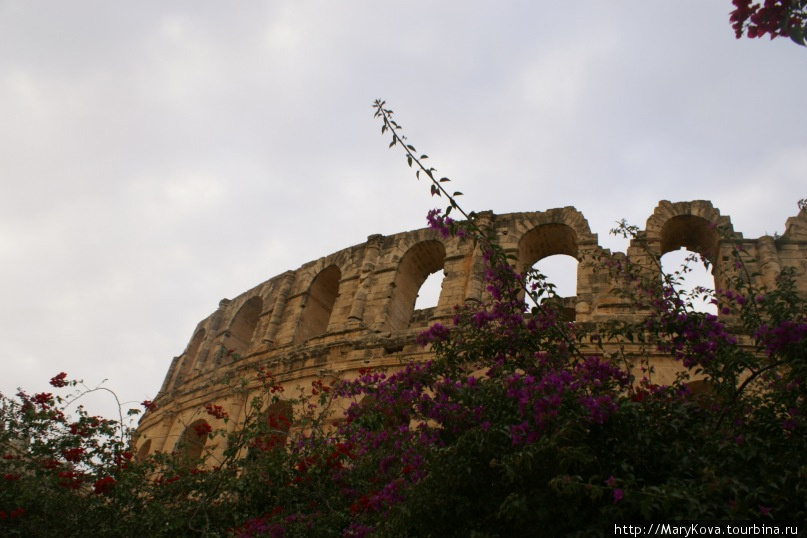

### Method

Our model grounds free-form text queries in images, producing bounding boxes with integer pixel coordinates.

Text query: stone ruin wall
[134,200,807,461]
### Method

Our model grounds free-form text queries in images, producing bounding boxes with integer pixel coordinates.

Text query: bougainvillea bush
[730,0,807,45]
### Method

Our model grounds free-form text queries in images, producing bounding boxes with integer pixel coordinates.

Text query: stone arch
[517,223,579,269]
[511,208,597,284]
[511,208,595,256]
[642,201,732,311]
[176,328,206,385]
[135,438,152,461]
[294,265,341,344]
[517,223,580,319]
[659,216,720,260]
[644,200,733,261]
[252,400,293,452]
[227,295,263,357]
[386,239,447,332]
[174,419,211,464]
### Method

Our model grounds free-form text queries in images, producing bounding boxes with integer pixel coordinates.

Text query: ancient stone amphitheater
[134,201,807,461]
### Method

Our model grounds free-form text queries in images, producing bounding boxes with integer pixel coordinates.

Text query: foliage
[730,0,807,46]
[2,103,806,536]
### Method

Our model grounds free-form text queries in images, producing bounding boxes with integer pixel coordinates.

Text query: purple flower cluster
[653,303,737,368]
[425,209,467,239]
[753,319,807,357]
[415,323,450,347]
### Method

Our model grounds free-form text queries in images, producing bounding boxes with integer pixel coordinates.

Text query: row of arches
[170,204,734,388]
[138,400,294,464]
[169,238,451,388]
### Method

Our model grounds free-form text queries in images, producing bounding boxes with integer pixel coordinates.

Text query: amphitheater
[134,200,807,461]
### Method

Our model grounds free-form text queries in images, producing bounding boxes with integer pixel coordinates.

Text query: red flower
[62,447,85,463]
[114,451,133,469]
[204,403,229,420]
[49,372,69,387]
[93,476,116,495]
[57,470,83,489]
[32,392,54,408]
[141,400,157,411]
[311,379,331,395]
[193,423,212,437]
[296,456,316,473]
[69,422,92,437]
[41,458,60,470]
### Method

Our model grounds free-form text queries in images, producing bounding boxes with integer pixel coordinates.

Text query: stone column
[756,236,782,291]
[197,299,230,370]
[348,234,384,324]
[464,212,493,303]
[263,271,295,345]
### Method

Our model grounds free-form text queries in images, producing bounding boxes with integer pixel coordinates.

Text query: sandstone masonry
[134,201,807,461]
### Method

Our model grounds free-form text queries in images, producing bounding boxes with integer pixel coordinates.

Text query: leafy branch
[373,99,585,360]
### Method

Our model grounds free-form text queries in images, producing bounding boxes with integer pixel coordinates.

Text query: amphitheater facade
[134,201,807,461]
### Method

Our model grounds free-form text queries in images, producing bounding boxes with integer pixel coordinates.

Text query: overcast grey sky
[1,2,805,420]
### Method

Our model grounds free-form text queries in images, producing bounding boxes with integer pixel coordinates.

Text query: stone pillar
[197,299,230,370]
[348,234,384,324]
[756,236,782,291]
[464,212,493,303]
[263,271,295,345]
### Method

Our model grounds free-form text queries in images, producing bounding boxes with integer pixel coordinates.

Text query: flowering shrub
[730,0,807,45]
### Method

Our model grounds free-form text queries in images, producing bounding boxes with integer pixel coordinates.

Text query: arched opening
[660,249,717,314]
[228,296,263,357]
[294,265,341,344]
[518,224,579,320]
[414,270,444,310]
[175,419,211,465]
[177,329,206,384]
[251,400,292,453]
[386,240,446,332]
[135,439,152,461]
[348,394,410,431]
[528,254,579,320]
[659,215,719,315]
[659,215,719,257]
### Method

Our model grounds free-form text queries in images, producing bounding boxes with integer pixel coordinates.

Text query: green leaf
[440,177,450,182]
[407,145,416,151]
[789,23,806,46]
[453,191,463,197]
[420,155,428,160]
[407,156,413,167]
